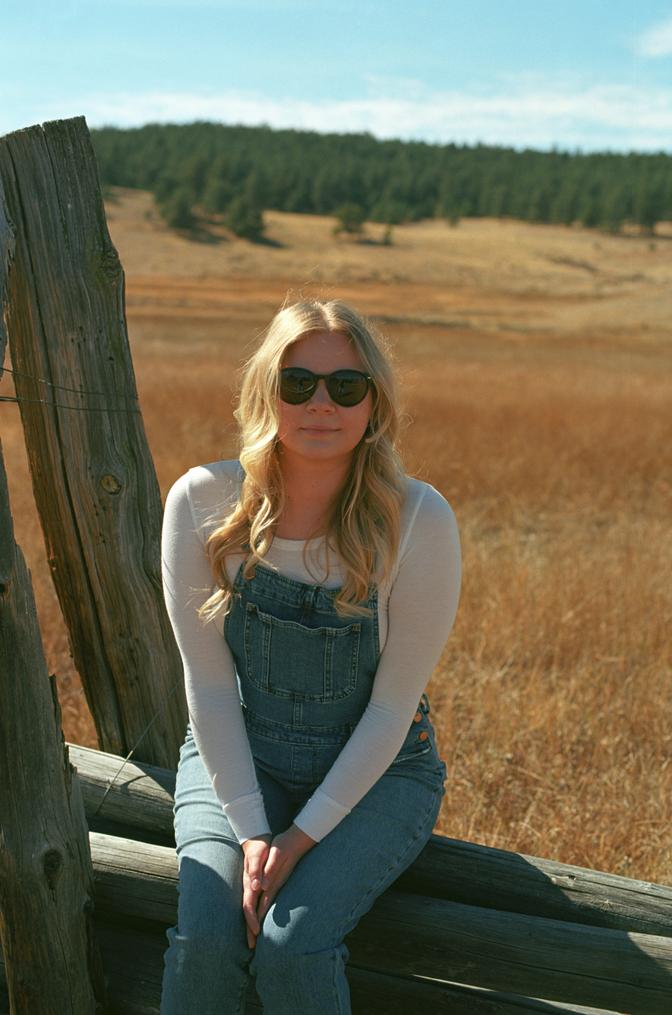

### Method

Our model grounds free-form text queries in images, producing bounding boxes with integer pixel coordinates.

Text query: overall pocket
[243,601,361,702]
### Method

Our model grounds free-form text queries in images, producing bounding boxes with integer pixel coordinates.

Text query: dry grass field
[2,187,671,883]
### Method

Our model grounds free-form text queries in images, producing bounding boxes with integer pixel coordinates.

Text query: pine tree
[225,193,264,240]
[634,178,661,235]
[202,177,234,214]
[599,185,626,233]
[89,122,671,239]
[159,187,196,230]
[333,203,366,236]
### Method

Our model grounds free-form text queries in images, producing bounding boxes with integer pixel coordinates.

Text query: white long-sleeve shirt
[161,459,461,844]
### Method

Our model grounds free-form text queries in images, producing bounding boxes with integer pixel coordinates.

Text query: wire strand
[2,364,138,401]
[3,366,172,800]
[0,394,142,413]
[0,365,141,412]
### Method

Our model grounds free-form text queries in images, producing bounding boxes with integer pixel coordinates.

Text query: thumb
[262,846,282,884]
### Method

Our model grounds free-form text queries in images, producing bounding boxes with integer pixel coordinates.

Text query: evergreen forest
[90,121,672,239]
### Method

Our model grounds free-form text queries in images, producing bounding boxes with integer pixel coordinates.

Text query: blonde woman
[159,298,461,1014]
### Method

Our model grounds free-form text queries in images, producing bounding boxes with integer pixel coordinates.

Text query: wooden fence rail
[69,743,672,939]
[87,828,672,1013]
[5,743,672,1014]
[78,748,672,1014]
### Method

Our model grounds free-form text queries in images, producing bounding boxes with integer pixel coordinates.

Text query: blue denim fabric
[161,561,447,1014]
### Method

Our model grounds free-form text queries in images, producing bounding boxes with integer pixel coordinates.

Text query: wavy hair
[197,297,408,622]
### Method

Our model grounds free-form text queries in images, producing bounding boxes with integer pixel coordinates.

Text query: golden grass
[2,190,670,883]
[413,362,671,880]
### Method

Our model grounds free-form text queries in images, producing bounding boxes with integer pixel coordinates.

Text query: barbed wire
[0,394,142,413]
[2,364,173,801]
[0,364,142,413]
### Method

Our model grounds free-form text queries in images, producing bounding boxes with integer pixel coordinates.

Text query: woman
[160,298,461,1014]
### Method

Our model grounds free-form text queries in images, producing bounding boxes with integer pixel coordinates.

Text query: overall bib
[161,558,447,1015]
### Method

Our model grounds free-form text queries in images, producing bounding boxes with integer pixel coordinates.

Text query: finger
[264,853,291,894]
[243,865,260,890]
[246,850,270,891]
[262,849,283,889]
[256,891,273,927]
[257,877,284,924]
[243,889,261,935]
[243,906,259,937]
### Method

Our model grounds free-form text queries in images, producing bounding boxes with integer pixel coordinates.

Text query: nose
[307,379,336,408]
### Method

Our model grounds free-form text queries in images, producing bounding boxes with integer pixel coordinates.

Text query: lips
[301,427,339,432]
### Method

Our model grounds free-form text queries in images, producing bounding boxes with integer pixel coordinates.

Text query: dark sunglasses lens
[280,369,316,403]
[279,368,370,406]
[327,371,369,406]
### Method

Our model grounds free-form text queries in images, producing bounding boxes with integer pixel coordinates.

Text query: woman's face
[276,330,373,466]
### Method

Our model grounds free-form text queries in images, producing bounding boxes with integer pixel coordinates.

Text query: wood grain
[0,445,105,1013]
[0,117,186,768]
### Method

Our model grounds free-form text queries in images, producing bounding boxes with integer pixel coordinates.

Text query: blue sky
[3,0,672,152]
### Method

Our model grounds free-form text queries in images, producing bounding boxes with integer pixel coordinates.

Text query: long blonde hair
[197,297,408,622]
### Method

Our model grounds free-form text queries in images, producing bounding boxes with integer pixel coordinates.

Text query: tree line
[90,121,672,240]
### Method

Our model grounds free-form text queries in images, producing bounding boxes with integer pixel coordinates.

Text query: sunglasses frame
[279,367,374,407]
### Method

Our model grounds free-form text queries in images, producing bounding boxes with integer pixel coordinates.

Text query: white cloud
[633,15,672,58]
[10,78,672,153]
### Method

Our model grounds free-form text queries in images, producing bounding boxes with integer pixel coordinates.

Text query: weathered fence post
[0,116,186,767]
[0,198,106,1005]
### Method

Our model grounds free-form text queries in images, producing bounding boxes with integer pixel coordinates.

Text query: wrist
[242,833,271,852]
[290,822,317,851]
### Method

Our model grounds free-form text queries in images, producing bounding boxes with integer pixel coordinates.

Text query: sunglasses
[279,367,373,407]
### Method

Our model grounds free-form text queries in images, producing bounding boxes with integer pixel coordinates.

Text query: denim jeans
[160,561,447,1014]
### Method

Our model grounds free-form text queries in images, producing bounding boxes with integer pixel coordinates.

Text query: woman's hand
[241,835,271,948]
[255,824,317,928]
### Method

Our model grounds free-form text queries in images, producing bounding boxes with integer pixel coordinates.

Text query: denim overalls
[224,557,441,788]
[161,552,447,1015]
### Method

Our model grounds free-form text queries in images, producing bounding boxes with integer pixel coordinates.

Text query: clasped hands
[241,824,316,948]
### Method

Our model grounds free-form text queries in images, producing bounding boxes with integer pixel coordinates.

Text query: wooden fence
[1,116,671,1014]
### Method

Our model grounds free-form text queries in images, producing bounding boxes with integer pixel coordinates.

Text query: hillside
[106,187,672,348]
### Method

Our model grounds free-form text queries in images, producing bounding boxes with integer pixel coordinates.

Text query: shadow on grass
[173,224,285,248]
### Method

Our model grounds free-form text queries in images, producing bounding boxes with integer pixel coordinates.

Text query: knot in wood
[100,474,122,494]
[98,245,121,283]
[42,848,63,890]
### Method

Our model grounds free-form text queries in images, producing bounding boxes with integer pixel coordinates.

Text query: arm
[161,469,271,844]
[291,483,462,841]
